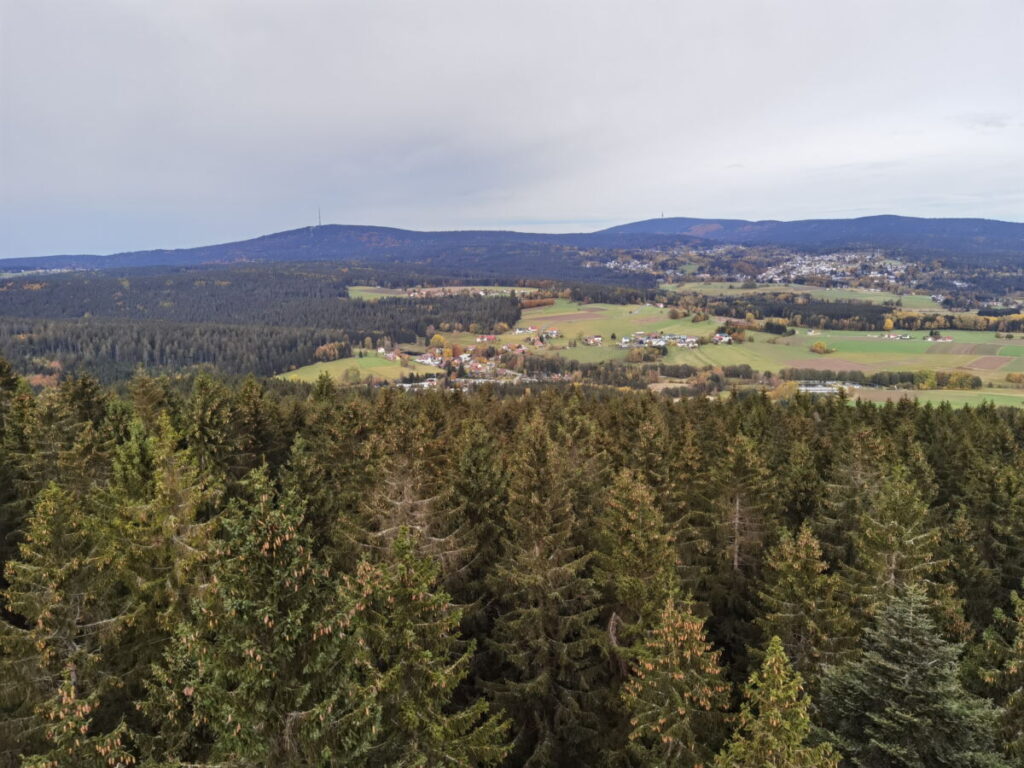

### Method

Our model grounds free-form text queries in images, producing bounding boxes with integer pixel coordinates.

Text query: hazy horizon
[2,0,1022,258]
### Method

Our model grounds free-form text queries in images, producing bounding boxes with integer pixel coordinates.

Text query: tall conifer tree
[756,524,855,693]
[622,595,730,767]
[820,585,1008,768]
[486,413,603,767]
[714,636,838,768]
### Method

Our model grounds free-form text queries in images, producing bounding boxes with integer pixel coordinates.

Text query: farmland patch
[968,356,1011,371]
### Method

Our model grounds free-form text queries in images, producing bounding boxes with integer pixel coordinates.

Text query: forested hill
[602,214,1024,262]
[0,224,705,276]
[6,214,1022,273]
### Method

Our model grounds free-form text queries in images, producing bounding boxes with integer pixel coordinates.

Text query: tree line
[0,290,520,381]
[1,361,1022,766]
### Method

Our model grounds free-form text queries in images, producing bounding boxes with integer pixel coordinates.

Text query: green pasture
[469,300,1024,384]
[719,329,1024,381]
[517,299,721,339]
[278,353,435,383]
[346,285,407,300]
[662,281,940,309]
[296,293,1024,398]
[347,284,535,301]
[854,388,1024,408]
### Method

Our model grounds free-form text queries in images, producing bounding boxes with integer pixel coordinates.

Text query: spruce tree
[622,595,730,767]
[755,523,855,693]
[969,585,1024,762]
[145,469,508,766]
[820,585,1008,768]
[1004,590,1024,762]
[344,528,510,767]
[714,636,839,768]
[592,467,678,644]
[844,460,948,622]
[704,433,778,677]
[485,413,603,767]
[440,419,510,636]
[144,465,374,764]
[1,485,141,765]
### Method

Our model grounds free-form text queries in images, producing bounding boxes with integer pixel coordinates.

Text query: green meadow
[446,298,1024,384]
[283,294,1024,404]
[346,285,536,301]
[346,285,407,300]
[853,388,1024,408]
[662,281,942,310]
[278,353,436,383]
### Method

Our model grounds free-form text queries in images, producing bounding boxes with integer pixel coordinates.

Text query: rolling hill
[3,215,1022,273]
[601,215,1024,261]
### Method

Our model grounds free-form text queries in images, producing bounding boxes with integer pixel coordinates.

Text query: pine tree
[703,433,778,677]
[844,460,947,619]
[343,528,510,767]
[1,485,141,765]
[820,585,1008,768]
[142,466,365,764]
[440,419,510,635]
[713,636,839,768]
[592,467,678,644]
[969,585,1024,762]
[145,469,508,766]
[622,595,730,767]
[755,523,855,693]
[485,413,603,767]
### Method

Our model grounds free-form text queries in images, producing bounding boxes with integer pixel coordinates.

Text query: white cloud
[1,0,1021,256]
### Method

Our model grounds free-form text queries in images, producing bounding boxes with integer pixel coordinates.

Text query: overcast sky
[1,0,1022,258]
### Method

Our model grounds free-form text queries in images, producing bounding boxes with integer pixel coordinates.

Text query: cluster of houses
[413,348,520,379]
[619,331,702,349]
[872,332,955,343]
[510,326,560,338]
[756,249,906,286]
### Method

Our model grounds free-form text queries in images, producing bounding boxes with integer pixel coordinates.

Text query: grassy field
[447,299,1024,384]
[346,285,535,301]
[679,329,1024,384]
[853,388,1024,408]
[281,293,1024,405]
[278,353,436,383]
[662,281,941,310]
[346,285,407,300]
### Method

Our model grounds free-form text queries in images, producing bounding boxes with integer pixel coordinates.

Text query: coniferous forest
[1,357,1023,767]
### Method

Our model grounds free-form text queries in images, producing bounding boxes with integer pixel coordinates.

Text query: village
[386,321,723,387]
[755,249,907,286]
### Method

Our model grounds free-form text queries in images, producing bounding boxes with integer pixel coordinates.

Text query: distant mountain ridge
[601,214,1024,257]
[4,215,1022,272]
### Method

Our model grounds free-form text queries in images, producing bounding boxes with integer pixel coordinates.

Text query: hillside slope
[602,215,1024,260]
[4,215,1022,272]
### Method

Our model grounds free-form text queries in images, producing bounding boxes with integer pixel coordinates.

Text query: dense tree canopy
[1,363,1022,766]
